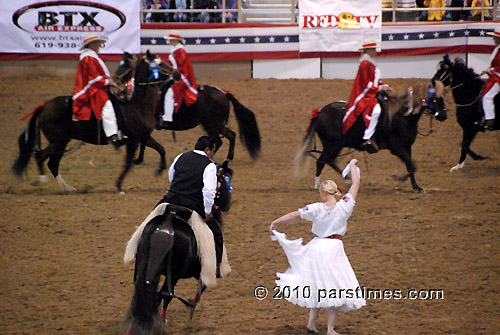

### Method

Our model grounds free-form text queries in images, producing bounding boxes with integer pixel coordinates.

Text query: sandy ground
[0,66,499,335]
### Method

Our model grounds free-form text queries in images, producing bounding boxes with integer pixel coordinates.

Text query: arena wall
[0,22,495,80]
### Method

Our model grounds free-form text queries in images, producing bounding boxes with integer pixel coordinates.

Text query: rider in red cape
[480,27,500,131]
[342,41,390,154]
[157,30,198,129]
[72,34,123,145]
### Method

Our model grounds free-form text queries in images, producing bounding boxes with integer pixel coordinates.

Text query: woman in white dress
[269,159,365,335]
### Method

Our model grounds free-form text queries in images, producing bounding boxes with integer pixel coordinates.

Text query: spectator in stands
[193,0,218,22]
[144,0,170,22]
[217,0,237,22]
[382,0,394,22]
[396,0,418,22]
[174,0,188,22]
[417,0,428,20]
[468,0,491,20]
[424,0,446,21]
[449,0,468,21]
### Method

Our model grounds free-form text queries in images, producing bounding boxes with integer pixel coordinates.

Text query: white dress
[272,193,366,310]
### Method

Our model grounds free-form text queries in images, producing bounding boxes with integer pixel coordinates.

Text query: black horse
[432,55,500,171]
[295,84,447,193]
[122,161,233,335]
[11,51,172,193]
[132,60,261,163]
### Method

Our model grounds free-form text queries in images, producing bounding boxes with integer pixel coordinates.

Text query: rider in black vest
[158,135,223,275]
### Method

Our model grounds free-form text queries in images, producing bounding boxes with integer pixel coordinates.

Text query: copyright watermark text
[254,285,444,302]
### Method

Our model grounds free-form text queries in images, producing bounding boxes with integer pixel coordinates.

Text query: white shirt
[298,193,355,237]
[168,150,217,214]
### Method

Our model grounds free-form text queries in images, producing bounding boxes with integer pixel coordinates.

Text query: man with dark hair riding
[158,135,223,273]
[159,135,217,220]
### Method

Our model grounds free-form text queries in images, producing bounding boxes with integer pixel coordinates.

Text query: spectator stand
[141,0,498,24]
[142,0,240,23]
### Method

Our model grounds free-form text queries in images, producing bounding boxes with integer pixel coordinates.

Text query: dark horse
[122,161,233,335]
[11,51,172,193]
[295,84,447,193]
[131,56,261,163]
[432,55,500,171]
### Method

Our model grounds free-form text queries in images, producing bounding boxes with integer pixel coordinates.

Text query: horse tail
[11,104,44,177]
[124,204,169,265]
[225,91,261,159]
[123,215,174,335]
[294,108,319,177]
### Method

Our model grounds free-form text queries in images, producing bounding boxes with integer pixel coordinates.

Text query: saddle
[69,93,126,132]
[140,204,192,285]
[136,202,226,289]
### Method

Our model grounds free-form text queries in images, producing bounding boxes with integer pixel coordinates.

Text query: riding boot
[484,119,495,131]
[360,138,378,154]
[106,134,120,150]
[473,119,486,132]
[156,119,173,130]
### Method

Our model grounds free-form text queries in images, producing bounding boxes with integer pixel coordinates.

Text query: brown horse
[133,60,261,164]
[11,51,173,193]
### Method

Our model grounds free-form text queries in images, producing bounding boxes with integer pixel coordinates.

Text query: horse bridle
[435,64,484,107]
[137,55,176,86]
[113,55,138,85]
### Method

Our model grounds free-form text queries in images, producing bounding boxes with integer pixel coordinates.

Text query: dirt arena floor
[1,65,499,335]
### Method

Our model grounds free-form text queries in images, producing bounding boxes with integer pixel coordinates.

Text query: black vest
[162,151,212,217]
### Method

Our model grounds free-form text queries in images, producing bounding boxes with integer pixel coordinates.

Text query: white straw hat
[359,41,380,50]
[80,33,106,50]
[165,30,182,41]
[487,28,500,38]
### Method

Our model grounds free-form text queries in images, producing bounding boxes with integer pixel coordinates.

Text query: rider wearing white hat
[157,30,198,129]
[342,41,390,154]
[73,34,124,146]
[479,28,500,130]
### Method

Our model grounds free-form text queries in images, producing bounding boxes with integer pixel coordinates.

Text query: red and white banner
[298,0,381,52]
[0,0,140,54]
[0,22,497,61]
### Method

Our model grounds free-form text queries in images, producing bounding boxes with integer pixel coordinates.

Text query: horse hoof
[119,191,126,195]
[31,175,49,186]
[450,162,465,172]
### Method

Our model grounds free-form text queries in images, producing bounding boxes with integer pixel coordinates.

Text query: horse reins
[417,111,434,136]
[438,69,484,107]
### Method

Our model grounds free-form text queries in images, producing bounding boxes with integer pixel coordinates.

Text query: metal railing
[141,0,498,24]
[142,0,243,23]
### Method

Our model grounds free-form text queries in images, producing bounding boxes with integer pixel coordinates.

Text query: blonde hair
[319,180,341,197]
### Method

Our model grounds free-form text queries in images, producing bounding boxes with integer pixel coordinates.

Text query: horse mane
[453,57,483,87]
[384,82,429,120]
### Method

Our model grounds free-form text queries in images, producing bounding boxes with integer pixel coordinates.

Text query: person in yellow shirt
[424,0,445,21]
[469,0,491,21]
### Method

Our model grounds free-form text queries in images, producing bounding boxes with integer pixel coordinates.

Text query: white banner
[299,0,381,52]
[0,0,140,54]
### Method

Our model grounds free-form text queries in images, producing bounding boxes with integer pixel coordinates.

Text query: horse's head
[134,50,165,85]
[432,54,453,87]
[114,52,138,85]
